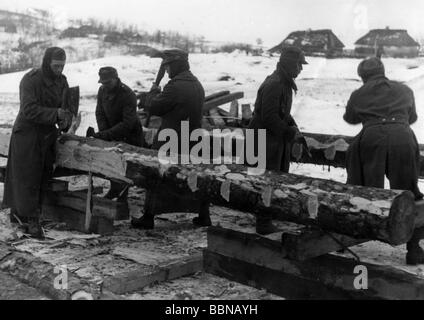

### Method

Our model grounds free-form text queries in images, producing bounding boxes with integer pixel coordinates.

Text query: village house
[269,29,345,57]
[354,27,420,58]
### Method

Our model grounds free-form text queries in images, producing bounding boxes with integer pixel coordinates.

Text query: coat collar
[275,66,298,93]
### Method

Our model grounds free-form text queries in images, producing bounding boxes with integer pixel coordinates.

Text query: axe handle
[145,64,166,128]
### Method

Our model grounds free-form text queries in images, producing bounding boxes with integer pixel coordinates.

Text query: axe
[61,86,81,134]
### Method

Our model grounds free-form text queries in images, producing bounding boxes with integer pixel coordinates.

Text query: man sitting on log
[3,47,73,238]
[248,46,308,235]
[131,49,211,230]
[87,67,145,203]
[344,57,424,265]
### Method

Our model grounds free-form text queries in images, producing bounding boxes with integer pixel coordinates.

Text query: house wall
[355,44,419,58]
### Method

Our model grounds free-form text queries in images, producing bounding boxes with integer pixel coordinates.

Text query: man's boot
[256,214,279,235]
[406,227,424,265]
[131,189,155,230]
[193,201,212,227]
[27,217,44,239]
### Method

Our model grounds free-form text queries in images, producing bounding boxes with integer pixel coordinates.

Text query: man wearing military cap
[344,57,423,265]
[131,48,210,230]
[87,66,144,201]
[248,45,308,235]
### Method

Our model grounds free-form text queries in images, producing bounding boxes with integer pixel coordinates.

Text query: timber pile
[204,226,424,300]
[53,134,420,245]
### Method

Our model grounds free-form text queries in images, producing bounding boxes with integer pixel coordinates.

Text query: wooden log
[203,92,244,113]
[205,226,424,300]
[205,91,230,102]
[55,134,417,245]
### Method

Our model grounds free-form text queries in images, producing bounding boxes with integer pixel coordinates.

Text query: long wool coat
[344,74,422,199]
[248,68,298,172]
[3,68,67,217]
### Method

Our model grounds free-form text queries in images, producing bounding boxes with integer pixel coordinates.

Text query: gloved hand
[150,84,161,94]
[86,127,95,138]
[57,108,73,132]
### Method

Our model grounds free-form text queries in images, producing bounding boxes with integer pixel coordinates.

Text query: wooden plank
[281,226,368,261]
[203,92,244,113]
[205,227,424,300]
[41,204,114,235]
[204,250,359,300]
[43,190,119,220]
[103,254,203,295]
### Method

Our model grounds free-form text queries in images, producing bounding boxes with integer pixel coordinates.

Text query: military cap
[98,66,118,83]
[161,49,189,65]
[357,57,385,80]
[280,46,308,65]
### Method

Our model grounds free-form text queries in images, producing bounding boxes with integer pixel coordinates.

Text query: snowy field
[0,52,423,187]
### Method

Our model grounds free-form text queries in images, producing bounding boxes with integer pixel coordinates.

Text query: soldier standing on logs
[344,57,424,265]
[249,46,308,235]
[3,47,73,239]
[131,49,211,230]
[86,67,145,204]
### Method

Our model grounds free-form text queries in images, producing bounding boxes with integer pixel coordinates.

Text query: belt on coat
[363,117,409,128]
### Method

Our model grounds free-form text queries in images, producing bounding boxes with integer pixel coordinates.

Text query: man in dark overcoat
[248,46,308,234]
[344,57,424,265]
[3,47,73,238]
[131,49,210,230]
[87,67,145,202]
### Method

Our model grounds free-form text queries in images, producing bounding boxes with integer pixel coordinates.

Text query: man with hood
[344,57,424,265]
[248,46,308,235]
[87,67,144,202]
[3,47,73,238]
[131,49,210,230]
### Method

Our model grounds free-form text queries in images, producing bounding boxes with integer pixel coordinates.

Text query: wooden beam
[43,190,124,220]
[41,204,114,235]
[205,226,424,300]
[203,92,244,113]
[102,254,203,295]
[54,134,416,245]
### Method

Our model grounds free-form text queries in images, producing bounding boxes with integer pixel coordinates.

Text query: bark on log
[55,134,416,245]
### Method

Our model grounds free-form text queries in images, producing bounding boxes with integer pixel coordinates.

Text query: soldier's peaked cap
[161,49,189,65]
[98,66,118,83]
[280,46,308,65]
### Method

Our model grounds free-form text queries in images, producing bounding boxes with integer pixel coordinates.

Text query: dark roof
[355,29,419,47]
[269,29,345,53]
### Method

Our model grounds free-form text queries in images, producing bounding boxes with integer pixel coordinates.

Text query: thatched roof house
[355,28,420,58]
[269,29,345,57]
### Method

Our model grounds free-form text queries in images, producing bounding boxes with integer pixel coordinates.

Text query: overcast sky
[3,0,424,48]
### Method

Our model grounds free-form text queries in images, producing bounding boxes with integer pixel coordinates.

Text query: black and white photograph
[0,0,423,305]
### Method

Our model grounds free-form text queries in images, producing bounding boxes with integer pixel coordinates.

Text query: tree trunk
[55,134,416,245]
